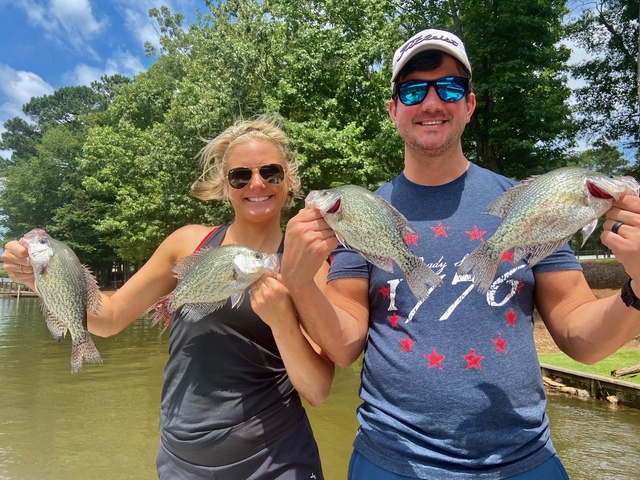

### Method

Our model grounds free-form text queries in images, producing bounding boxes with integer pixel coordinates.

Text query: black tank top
[159,225,297,450]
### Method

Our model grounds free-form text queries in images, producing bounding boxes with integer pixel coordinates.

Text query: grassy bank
[538,350,640,385]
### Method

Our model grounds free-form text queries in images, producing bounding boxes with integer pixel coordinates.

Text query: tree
[565,0,639,151]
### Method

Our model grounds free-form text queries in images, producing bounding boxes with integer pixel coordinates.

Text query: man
[282,28,640,479]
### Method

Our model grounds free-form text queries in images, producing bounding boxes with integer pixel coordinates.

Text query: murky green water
[0,296,638,479]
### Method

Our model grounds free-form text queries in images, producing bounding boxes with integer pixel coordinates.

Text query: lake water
[0,296,639,479]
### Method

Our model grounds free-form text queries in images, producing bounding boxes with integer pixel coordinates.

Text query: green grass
[538,350,640,385]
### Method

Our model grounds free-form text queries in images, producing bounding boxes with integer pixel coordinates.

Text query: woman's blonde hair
[191,114,301,208]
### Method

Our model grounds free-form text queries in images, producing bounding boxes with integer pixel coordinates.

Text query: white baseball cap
[391,29,471,90]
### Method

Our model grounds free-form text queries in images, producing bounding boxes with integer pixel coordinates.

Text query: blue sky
[0,0,207,149]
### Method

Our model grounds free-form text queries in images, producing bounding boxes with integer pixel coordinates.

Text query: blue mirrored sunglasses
[396,76,469,105]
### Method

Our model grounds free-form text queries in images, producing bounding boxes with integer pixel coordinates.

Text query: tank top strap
[194,225,228,251]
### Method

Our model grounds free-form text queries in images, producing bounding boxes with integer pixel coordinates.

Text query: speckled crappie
[457,167,639,294]
[305,184,442,302]
[20,228,102,374]
[152,244,280,332]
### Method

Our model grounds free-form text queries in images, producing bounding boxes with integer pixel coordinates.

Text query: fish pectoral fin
[515,234,574,268]
[581,219,598,247]
[230,290,246,309]
[181,301,226,323]
[362,253,395,274]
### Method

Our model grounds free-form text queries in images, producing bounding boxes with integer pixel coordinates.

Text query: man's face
[388,55,476,157]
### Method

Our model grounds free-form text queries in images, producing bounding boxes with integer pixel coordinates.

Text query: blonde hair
[191,114,301,208]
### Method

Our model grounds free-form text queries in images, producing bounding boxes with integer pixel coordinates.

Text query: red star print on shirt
[463,348,485,370]
[466,226,487,242]
[424,349,445,369]
[491,333,508,354]
[501,251,515,263]
[431,222,450,238]
[379,286,390,299]
[505,307,517,326]
[388,313,401,328]
[404,233,419,245]
[399,335,416,353]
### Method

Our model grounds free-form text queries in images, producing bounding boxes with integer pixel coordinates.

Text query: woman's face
[223,139,289,222]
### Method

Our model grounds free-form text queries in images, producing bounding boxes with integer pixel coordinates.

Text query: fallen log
[611,364,640,378]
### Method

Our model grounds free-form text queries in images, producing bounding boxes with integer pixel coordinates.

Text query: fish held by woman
[457,167,640,294]
[152,244,280,332]
[20,228,102,374]
[305,184,442,302]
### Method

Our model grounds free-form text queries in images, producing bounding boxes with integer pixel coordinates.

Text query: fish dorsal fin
[83,265,102,315]
[376,195,417,234]
[484,179,537,218]
[173,248,214,279]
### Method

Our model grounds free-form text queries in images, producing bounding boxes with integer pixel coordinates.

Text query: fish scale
[457,167,639,294]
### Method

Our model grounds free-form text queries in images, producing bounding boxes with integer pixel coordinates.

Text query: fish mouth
[326,199,341,214]
[586,181,614,199]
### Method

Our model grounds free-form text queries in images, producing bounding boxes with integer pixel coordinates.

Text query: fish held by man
[152,244,280,332]
[305,184,443,302]
[20,228,102,374]
[457,167,640,294]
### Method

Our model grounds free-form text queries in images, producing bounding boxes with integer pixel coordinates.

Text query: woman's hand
[250,274,296,330]
[1,240,36,291]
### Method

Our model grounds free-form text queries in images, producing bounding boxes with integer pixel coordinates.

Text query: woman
[1,115,333,479]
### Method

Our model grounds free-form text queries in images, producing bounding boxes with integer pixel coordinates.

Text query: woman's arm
[2,225,213,337]
[251,264,335,406]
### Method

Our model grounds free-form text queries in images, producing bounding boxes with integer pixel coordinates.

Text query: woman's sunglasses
[396,76,469,106]
[226,163,285,190]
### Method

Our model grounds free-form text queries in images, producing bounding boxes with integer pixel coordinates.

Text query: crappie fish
[20,228,102,374]
[457,167,639,294]
[305,184,442,302]
[152,244,280,331]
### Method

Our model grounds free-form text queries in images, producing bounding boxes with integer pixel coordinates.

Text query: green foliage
[565,0,639,151]
[0,0,626,268]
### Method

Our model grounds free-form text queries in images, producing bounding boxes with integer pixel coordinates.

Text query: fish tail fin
[457,244,502,295]
[405,260,443,302]
[71,331,102,374]
[150,294,174,334]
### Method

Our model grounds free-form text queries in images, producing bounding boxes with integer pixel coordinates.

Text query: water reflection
[0,297,638,479]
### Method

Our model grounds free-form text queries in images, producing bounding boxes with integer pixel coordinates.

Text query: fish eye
[254,253,263,260]
[38,238,48,245]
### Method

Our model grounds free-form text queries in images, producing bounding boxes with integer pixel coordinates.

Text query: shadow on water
[0,297,639,479]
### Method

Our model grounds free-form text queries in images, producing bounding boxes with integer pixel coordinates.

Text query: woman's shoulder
[160,224,222,257]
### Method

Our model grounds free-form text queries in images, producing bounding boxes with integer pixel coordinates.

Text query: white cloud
[65,50,145,86]
[14,0,107,57]
[0,64,54,120]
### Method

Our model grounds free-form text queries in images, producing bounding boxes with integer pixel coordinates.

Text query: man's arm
[535,195,640,364]
[282,208,370,367]
[535,269,640,364]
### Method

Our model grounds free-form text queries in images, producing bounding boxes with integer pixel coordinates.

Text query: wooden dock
[0,281,38,297]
